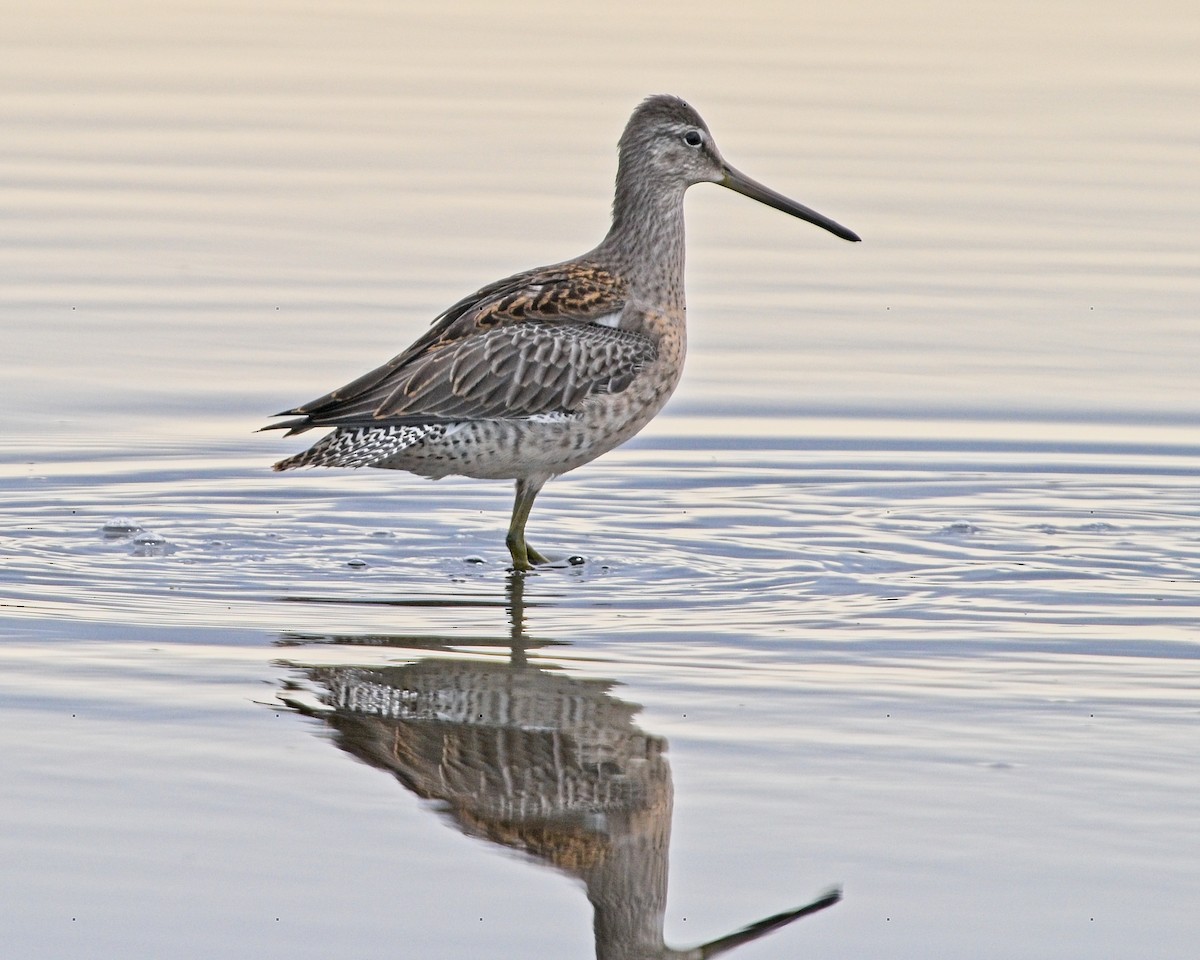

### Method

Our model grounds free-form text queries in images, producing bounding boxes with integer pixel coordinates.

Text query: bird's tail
[272,424,439,471]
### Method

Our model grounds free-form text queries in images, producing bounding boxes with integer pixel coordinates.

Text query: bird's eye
[683,130,703,148]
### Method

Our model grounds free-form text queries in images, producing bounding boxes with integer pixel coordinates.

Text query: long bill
[721,164,860,242]
[692,887,843,958]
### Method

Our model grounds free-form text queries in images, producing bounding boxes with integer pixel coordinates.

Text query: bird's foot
[506,535,550,572]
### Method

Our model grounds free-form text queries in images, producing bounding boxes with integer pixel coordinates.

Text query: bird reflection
[278,574,839,959]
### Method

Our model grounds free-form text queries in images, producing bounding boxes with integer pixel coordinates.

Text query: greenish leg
[506,476,549,571]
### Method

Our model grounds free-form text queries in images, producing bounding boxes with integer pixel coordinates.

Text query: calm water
[3,1,1199,958]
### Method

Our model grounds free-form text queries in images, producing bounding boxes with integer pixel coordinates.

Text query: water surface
[3,2,1198,958]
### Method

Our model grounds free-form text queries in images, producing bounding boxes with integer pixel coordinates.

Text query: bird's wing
[265,261,654,435]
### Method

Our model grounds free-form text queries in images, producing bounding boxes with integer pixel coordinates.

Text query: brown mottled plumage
[264,95,859,570]
[269,263,640,434]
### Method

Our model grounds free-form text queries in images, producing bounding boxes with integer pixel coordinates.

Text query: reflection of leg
[503,570,529,666]
[506,476,549,570]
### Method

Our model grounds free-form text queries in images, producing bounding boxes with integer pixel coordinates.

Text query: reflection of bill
[280,588,840,958]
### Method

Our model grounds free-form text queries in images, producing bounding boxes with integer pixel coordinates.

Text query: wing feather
[263,259,651,434]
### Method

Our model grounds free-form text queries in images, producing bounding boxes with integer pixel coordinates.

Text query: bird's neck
[597,172,688,304]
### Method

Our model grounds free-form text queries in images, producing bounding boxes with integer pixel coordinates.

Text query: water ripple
[3,425,1196,654]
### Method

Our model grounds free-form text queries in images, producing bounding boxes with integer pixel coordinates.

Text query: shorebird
[265,95,859,570]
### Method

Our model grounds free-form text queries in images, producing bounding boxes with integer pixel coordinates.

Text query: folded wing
[264,261,655,435]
